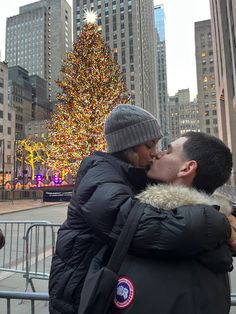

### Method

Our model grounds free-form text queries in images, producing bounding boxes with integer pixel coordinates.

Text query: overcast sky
[0,0,211,100]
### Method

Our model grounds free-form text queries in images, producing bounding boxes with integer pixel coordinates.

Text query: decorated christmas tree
[47,11,130,176]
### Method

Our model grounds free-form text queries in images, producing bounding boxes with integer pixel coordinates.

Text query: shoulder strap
[107,202,143,273]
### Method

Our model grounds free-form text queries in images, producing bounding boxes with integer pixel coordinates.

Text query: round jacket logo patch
[114,276,135,309]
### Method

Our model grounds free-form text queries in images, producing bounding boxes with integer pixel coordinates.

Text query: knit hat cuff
[106,119,163,153]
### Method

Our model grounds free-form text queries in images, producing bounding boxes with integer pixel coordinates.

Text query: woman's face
[131,140,158,170]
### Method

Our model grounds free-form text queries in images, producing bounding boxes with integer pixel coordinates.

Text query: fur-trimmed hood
[136,184,232,216]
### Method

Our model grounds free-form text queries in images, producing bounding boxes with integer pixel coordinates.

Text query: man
[49,105,232,314]
[110,131,234,314]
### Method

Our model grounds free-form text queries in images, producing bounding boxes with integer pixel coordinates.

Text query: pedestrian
[110,131,234,314]
[49,105,233,314]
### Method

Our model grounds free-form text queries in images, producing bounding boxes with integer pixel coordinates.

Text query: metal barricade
[24,223,60,292]
[0,290,49,314]
[0,290,235,314]
[0,221,60,292]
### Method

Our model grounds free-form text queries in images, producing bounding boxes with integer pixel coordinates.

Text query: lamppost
[0,139,5,190]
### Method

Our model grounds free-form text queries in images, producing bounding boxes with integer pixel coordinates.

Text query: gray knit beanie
[104,104,163,153]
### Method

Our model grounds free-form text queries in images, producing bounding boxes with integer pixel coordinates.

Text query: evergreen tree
[47,20,130,176]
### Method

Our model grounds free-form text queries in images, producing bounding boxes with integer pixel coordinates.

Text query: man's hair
[182,132,233,194]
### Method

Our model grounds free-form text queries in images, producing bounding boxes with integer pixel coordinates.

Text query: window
[8,127,11,135]
[0,110,3,118]
[0,93,3,104]
[0,78,3,88]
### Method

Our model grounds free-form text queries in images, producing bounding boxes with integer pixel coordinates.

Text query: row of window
[0,126,11,134]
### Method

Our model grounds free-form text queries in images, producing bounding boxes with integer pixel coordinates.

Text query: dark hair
[111,148,133,164]
[182,132,233,194]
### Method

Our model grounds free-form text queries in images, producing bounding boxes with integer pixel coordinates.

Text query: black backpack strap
[107,202,144,273]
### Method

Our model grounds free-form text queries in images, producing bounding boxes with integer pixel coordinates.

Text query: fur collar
[136,184,232,216]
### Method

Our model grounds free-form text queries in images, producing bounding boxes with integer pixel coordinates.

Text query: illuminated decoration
[47,20,130,176]
[54,174,62,185]
[84,9,98,24]
[35,174,43,185]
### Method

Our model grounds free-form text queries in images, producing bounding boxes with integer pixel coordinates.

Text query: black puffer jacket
[49,152,231,314]
[110,184,233,314]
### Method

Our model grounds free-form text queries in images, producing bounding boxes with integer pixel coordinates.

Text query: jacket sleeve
[111,198,231,257]
[78,166,231,258]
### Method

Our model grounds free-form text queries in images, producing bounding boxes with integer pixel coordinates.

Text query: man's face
[147,137,188,183]
[133,140,158,169]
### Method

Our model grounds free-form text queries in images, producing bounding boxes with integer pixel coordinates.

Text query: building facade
[5,0,72,105]
[209,0,236,185]
[8,66,33,140]
[154,4,168,146]
[0,62,16,184]
[195,19,218,137]
[168,89,200,144]
[73,0,157,115]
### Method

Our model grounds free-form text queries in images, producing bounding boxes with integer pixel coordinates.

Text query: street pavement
[0,199,62,215]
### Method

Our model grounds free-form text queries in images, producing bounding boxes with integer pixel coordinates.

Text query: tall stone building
[8,66,33,140]
[195,19,218,137]
[0,62,16,182]
[209,0,236,185]
[5,0,72,106]
[73,0,157,115]
[154,4,168,147]
[168,89,200,144]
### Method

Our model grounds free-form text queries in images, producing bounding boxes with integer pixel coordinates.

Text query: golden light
[84,9,98,24]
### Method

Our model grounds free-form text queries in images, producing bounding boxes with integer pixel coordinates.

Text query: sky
[0,0,211,100]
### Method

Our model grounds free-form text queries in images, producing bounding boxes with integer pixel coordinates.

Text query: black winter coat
[48,152,231,314]
[110,185,233,314]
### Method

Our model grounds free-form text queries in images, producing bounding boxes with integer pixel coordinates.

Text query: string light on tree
[47,17,130,176]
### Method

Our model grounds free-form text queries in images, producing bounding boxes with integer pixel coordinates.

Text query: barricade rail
[0,221,60,292]
[0,291,49,314]
[0,291,235,314]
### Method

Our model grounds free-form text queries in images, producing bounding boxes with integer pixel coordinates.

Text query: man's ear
[178,160,197,178]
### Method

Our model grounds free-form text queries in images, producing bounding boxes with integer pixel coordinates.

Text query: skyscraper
[195,20,218,137]
[154,4,168,146]
[5,0,72,105]
[73,0,157,115]
[209,0,236,185]
[0,62,16,179]
[168,89,200,143]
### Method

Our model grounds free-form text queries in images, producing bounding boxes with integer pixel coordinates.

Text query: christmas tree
[47,12,130,176]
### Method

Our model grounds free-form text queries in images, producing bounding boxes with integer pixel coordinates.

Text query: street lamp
[0,139,5,190]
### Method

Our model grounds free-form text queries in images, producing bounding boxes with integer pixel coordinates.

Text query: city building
[5,0,72,106]
[25,119,48,139]
[73,0,157,115]
[154,4,169,146]
[195,19,218,137]
[8,66,33,140]
[30,75,51,120]
[209,0,236,185]
[0,62,16,184]
[168,89,200,144]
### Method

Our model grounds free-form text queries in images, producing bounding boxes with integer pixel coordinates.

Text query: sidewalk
[0,199,64,215]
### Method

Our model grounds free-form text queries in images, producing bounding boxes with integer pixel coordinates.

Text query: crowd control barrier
[0,291,235,314]
[0,221,60,292]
